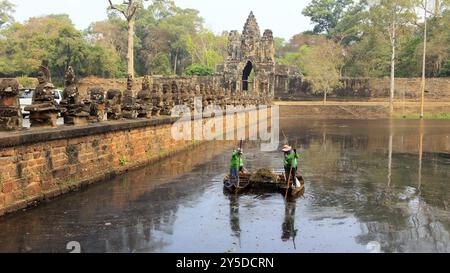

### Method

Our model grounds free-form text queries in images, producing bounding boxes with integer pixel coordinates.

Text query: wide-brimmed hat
[282,145,292,152]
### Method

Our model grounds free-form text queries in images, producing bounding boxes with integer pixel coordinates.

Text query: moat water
[0,117,449,253]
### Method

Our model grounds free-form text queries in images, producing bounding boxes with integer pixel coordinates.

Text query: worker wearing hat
[230,147,243,183]
[282,145,299,187]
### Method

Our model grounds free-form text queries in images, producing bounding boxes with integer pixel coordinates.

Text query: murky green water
[0,118,449,253]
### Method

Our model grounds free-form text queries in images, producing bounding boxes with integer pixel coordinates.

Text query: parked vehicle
[19,89,63,117]
[19,89,33,117]
[53,89,63,104]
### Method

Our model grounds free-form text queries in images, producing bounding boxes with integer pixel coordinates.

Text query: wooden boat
[278,175,305,198]
[223,172,251,194]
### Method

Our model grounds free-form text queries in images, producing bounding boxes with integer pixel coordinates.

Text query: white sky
[10,0,313,40]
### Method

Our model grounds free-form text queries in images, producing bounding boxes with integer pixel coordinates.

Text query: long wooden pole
[236,140,243,193]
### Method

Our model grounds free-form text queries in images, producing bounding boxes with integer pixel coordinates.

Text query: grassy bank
[396,113,450,120]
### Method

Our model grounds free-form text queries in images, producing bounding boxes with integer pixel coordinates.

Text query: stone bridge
[0,12,299,131]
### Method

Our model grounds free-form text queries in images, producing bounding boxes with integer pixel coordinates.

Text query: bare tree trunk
[389,24,396,116]
[323,91,327,105]
[127,19,135,77]
[173,50,178,75]
[421,2,428,118]
[435,0,441,16]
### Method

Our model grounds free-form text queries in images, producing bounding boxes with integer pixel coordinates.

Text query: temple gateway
[217,11,302,98]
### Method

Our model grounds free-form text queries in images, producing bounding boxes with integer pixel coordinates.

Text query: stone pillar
[0,79,22,131]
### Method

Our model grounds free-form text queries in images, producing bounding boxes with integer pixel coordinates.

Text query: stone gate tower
[217,12,275,97]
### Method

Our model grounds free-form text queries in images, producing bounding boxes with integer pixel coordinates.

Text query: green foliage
[0,14,126,80]
[0,0,14,28]
[0,0,226,80]
[298,0,450,78]
[185,29,227,69]
[343,32,391,77]
[119,155,127,166]
[302,0,356,35]
[146,52,171,75]
[184,64,214,76]
[133,1,208,75]
[16,76,36,88]
[279,35,343,99]
[398,113,450,119]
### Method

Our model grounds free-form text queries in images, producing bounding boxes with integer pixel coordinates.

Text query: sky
[10,0,313,41]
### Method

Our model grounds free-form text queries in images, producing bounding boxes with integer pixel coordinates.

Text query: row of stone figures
[0,62,273,131]
[93,74,273,122]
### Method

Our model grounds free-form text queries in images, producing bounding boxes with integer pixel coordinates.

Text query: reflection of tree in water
[281,119,450,252]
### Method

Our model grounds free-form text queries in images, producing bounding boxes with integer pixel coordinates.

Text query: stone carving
[241,11,261,61]
[151,84,163,117]
[137,75,153,119]
[261,30,275,62]
[60,66,89,125]
[227,31,241,61]
[219,12,275,98]
[0,78,22,131]
[187,84,196,112]
[122,74,138,119]
[161,84,172,115]
[88,87,106,123]
[106,89,122,120]
[25,60,59,128]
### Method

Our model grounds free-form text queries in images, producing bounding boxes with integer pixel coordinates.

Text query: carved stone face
[90,88,105,101]
[65,66,76,86]
[142,76,151,91]
[171,82,178,94]
[127,74,133,91]
[64,86,78,99]
[37,72,47,85]
[194,85,200,95]
[162,84,170,94]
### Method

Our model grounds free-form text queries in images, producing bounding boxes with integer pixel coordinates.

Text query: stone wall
[275,77,450,101]
[0,108,265,216]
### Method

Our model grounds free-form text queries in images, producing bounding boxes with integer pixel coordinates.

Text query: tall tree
[108,0,148,77]
[368,0,416,114]
[302,0,356,35]
[0,0,14,28]
[279,35,343,103]
[185,29,227,69]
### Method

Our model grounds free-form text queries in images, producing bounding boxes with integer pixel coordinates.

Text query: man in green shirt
[230,148,243,181]
[282,145,299,187]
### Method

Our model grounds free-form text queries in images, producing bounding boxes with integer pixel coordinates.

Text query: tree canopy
[277,0,450,79]
[0,0,14,28]
[0,0,227,83]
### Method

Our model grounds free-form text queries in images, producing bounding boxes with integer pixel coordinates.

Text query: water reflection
[229,194,241,248]
[418,119,424,191]
[281,200,297,248]
[0,118,449,253]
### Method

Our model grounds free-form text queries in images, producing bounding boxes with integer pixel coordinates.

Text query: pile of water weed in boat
[250,168,279,183]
